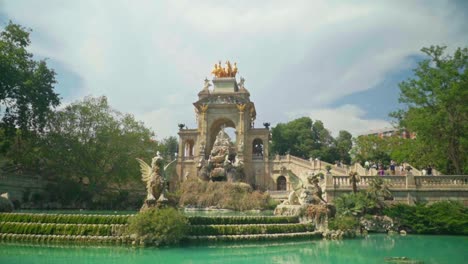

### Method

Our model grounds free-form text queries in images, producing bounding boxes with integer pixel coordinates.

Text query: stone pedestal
[212,78,238,93]
[274,204,302,216]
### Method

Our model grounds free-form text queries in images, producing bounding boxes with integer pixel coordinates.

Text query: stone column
[198,104,208,155]
[324,172,334,202]
[236,103,246,158]
[406,173,416,205]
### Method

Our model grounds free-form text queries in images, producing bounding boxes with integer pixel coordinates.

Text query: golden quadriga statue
[211,61,238,78]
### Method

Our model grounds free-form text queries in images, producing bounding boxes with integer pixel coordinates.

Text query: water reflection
[1,235,467,264]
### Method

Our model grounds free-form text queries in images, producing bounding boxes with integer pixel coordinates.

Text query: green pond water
[1,235,467,264]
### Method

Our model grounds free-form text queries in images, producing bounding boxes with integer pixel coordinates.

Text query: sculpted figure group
[282,173,327,206]
[211,61,238,78]
[197,127,244,182]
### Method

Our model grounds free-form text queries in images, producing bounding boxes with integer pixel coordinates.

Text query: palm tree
[367,177,392,211]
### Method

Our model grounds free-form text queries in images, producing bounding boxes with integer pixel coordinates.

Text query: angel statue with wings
[136,151,177,210]
[285,171,327,206]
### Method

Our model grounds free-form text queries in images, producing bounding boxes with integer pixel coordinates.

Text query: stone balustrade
[274,154,347,175]
[331,175,467,190]
[332,175,407,189]
[181,156,195,161]
[414,175,468,188]
[324,174,468,205]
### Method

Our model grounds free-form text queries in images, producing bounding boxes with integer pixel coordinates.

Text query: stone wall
[0,174,47,203]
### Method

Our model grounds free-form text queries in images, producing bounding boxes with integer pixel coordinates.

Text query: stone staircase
[0,213,321,244]
[0,213,131,244]
[275,154,433,178]
[186,216,321,242]
[274,155,348,177]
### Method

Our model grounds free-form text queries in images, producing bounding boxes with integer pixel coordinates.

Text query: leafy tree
[336,130,352,164]
[351,135,393,165]
[0,22,60,136]
[158,136,178,160]
[391,46,468,174]
[271,117,315,158]
[41,96,159,188]
[271,117,345,163]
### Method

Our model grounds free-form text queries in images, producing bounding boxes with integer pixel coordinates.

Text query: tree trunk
[352,178,357,194]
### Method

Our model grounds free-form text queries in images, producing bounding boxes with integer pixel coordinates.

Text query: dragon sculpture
[136,151,177,210]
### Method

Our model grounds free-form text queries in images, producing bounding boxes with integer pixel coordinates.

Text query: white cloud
[2,1,467,138]
[287,105,391,137]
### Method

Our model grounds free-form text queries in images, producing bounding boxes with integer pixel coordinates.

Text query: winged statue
[283,170,326,205]
[136,151,177,209]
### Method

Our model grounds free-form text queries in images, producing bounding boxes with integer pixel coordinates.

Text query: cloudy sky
[1,1,467,139]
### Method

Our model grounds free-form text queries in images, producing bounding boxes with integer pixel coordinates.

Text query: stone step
[187,216,300,225]
[186,231,322,242]
[0,233,130,244]
[189,223,314,236]
[0,221,127,236]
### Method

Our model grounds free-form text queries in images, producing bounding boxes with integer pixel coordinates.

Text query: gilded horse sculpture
[211,60,238,78]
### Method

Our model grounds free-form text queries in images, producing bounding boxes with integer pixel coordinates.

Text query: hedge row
[383,201,468,235]
[187,216,299,225]
[186,231,322,242]
[0,233,132,244]
[0,222,127,236]
[0,213,131,225]
[189,223,314,236]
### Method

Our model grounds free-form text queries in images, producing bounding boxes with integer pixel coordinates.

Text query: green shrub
[334,192,378,217]
[383,201,468,235]
[0,197,14,212]
[187,216,299,225]
[127,208,188,246]
[189,223,314,236]
[328,215,360,231]
[179,179,271,211]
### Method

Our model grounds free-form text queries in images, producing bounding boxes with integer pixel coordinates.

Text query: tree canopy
[0,22,60,135]
[271,117,352,164]
[41,96,159,187]
[391,46,468,174]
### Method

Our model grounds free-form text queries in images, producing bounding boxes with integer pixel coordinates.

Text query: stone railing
[252,155,264,160]
[274,154,348,175]
[181,156,195,161]
[325,174,468,204]
[353,163,367,176]
[330,175,468,190]
[268,190,290,196]
[275,155,312,170]
[332,175,406,188]
[267,190,290,201]
[414,175,468,188]
[289,155,311,167]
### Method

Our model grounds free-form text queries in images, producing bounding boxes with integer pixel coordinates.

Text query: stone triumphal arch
[175,62,272,189]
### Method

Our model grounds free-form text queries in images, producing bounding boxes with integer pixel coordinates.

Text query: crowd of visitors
[363,160,435,176]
